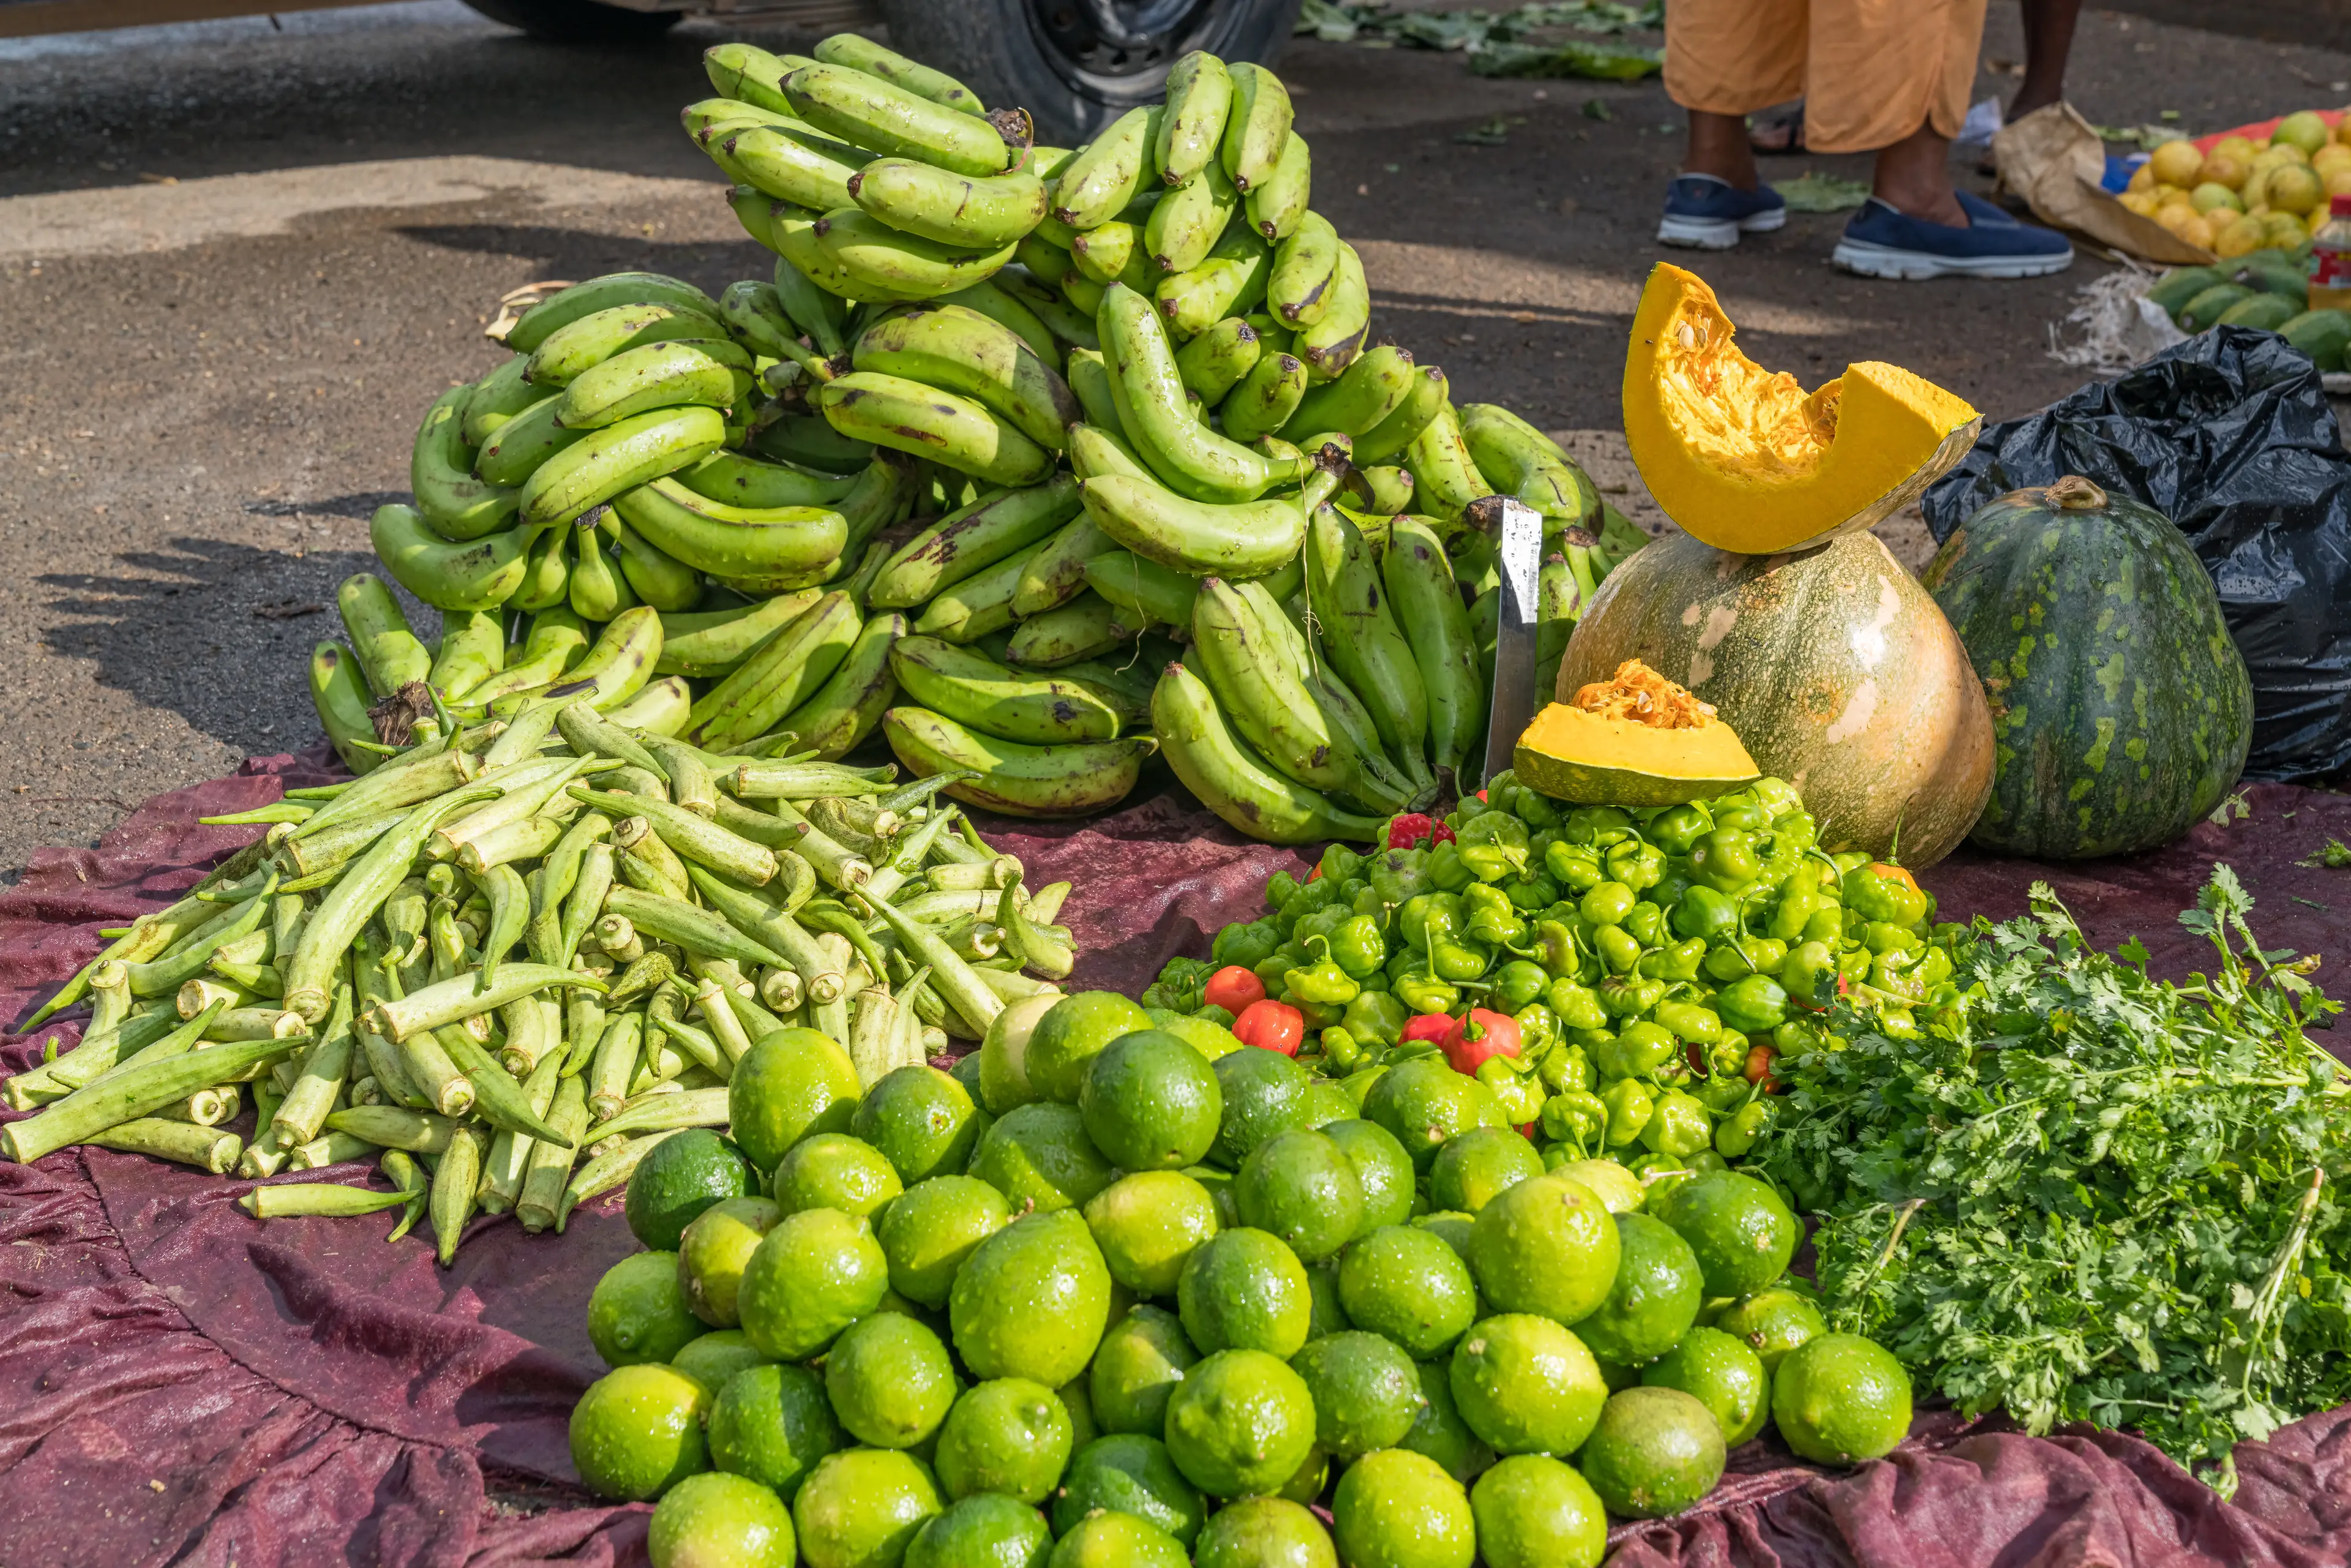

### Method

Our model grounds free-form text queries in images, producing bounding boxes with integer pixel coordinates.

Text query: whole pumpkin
[1559,530,1993,865]
[1920,475,2252,858]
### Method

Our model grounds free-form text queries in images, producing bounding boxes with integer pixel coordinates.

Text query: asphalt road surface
[0,1,2336,878]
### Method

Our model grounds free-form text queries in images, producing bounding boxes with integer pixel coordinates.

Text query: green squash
[2279,308,2351,371]
[1920,476,2251,859]
[2178,283,2252,332]
[2147,266,2224,321]
[2215,292,2298,332]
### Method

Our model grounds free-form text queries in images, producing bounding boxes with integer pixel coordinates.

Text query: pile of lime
[571,1000,1911,1567]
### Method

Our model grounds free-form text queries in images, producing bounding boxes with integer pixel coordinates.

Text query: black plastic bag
[1922,326,2351,781]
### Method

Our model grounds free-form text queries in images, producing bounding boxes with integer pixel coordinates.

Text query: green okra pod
[275,809,406,880]
[606,949,676,1006]
[350,935,427,1108]
[432,1123,489,1266]
[695,956,784,1040]
[364,962,606,1044]
[124,877,279,997]
[497,992,564,1076]
[437,1024,578,1147]
[204,959,284,998]
[613,816,695,901]
[645,738,718,818]
[859,893,1006,1041]
[557,842,617,969]
[381,1149,428,1240]
[326,1105,458,1154]
[429,757,599,861]
[478,863,530,989]
[283,787,501,1022]
[999,879,1076,980]
[290,746,483,845]
[2,1011,291,1165]
[458,815,569,876]
[77,999,228,1095]
[727,760,898,798]
[874,770,975,817]
[604,885,789,973]
[242,1181,416,1218]
[39,999,182,1095]
[269,980,356,1150]
[692,980,752,1064]
[864,807,959,902]
[557,1128,683,1231]
[683,866,844,1003]
[480,1048,566,1212]
[556,703,670,781]
[288,1129,381,1169]
[528,814,612,966]
[18,888,222,1031]
[1026,881,1071,924]
[564,973,609,1078]
[570,787,778,886]
[708,793,803,849]
[516,1076,590,1233]
[90,1118,244,1172]
[482,694,576,770]
[769,800,872,891]
[589,1011,646,1120]
[585,1086,729,1141]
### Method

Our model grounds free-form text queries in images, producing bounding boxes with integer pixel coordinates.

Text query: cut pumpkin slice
[1622,262,1981,555]
[1514,659,1760,805]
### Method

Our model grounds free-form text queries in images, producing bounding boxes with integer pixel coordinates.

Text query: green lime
[1082,1171,1222,1297]
[1048,1511,1187,1568]
[1397,1357,1492,1484]
[1468,1454,1607,1568]
[1652,1171,1798,1300]
[1447,1313,1608,1457]
[678,1196,782,1329]
[854,1065,984,1186]
[1770,1332,1912,1465]
[1090,1305,1199,1437]
[1236,1128,1365,1262]
[1715,1286,1828,1375]
[570,1362,710,1502]
[773,1132,905,1220]
[1025,991,1155,1103]
[1429,1126,1543,1215]
[1079,1029,1223,1171]
[1176,1227,1312,1357]
[968,1102,1116,1214]
[1210,1046,1318,1169]
[1573,1212,1703,1366]
[1334,1225,1477,1359]
[1185,1165,1240,1229]
[978,994,1060,1114]
[707,1362,842,1501]
[792,1447,942,1568]
[1364,1058,1499,1173]
[1330,1447,1474,1568]
[948,1048,986,1098]
[950,1209,1114,1387]
[1162,1348,1318,1499]
[1289,1330,1424,1459]
[934,1377,1072,1503]
[825,1310,959,1449]
[737,1207,890,1360]
[730,1029,863,1172]
[670,1329,773,1393]
[626,1129,757,1252]
[1338,1067,1387,1108]
[1154,1012,1244,1061]
[1320,1118,1414,1234]
[1412,1211,1476,1261]
[1193,1495,1336,1568]
[878,1175,1013,1309]
[1575,1386,1726,1518]
[1299,1080,1357,1128]
[906,1493,1052,1568]
[1642,1326,1769,1446]
[1275,1441,1329,1505]
[1304,1259,1351,1339]
[1466,1171,1622,1326]
[1051,1433,1204,1544]
[1549,1158,1644,1214]
[648,1469,795,1568]
[1594,1356,1641,1393]
[589,1251,707,1368]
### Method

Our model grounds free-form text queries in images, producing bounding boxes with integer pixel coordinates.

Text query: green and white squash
[1920,475,2252,858]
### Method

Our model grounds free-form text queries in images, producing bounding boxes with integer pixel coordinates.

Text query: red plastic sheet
[2,760,2347,1567]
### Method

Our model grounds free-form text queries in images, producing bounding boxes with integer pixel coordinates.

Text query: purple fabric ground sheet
[1,759,2347,1567]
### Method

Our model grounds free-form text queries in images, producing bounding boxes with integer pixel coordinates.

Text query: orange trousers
[1663,0,1989,153]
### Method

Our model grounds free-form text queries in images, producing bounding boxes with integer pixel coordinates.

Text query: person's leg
[2010,0,2081,119]
[1872,121,1967,228]
[1655,0,1804,247]
[1686,110,1764,191]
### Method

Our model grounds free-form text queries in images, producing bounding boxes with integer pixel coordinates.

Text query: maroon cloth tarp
[2,762,2348,1567]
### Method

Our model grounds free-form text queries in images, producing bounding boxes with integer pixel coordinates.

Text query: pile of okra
[2,696,1071,1262]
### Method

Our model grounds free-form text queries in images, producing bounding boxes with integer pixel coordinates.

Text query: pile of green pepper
[1146,770,1958,1181]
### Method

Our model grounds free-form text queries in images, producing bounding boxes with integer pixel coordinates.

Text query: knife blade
[1477,495,1545,789]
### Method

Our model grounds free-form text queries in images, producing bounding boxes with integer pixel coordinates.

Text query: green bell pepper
[1777,940,1839,1010]
[1714,973,1789,1033]
[1392,967,1460,1016]
[1426,841,1476,893]
[1429,935,1491,984]
[1713,1097,1772,1158]
[1694,1071,1752,1115]
[1212,918,1283,972]
[1579,880,1637,928]
[1265,869,1300,910]
[1700,935,1786,983]
[1529,920,1583,980]
[1400,893,1460,954]
[1689,827,1761,893]
[1652,999,1724,1046]
[1479,1057,1547,1125]
[1600,1077,1653,1146]
[1541,1089,1608,1153]
[1318,844,1365,885]
[1455,811,1530,882]
[1328,915,1387,978]
[1622,900,1667,948]
[1547,977,1608,1032]
[1368,847,1433,910]
[1540,1039,1593,1094]
[1490,959,1550,1012]
[1512,787,1562,831]
[1603,838,1665,893]
[1283,937,1362,1008]
[1842,863,1929,928]
[1321,1025,1365,1072]
[1640,1089,1712,1157]
[1597,975,1665,1019]
[1342,989,1411,1048]
[1595,1019,1678,1079]
[1640,937,1708,983]
[1671,884,1741,943]
[1592,923,1643,975]
[1561,806,1635,847]
[1504,874,1561,913]
[1645,802,1712,857]
[1544,840,1605,893]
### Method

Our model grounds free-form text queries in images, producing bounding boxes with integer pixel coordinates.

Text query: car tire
[460,0,681,43]
[879,0,1302,143]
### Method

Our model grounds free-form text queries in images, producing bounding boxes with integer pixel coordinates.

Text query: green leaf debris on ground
[1771,171,1874,212]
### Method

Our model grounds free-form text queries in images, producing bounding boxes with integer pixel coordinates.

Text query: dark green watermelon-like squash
[1920,475,2252,858]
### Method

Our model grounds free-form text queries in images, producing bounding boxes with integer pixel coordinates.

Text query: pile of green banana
[677,34,1648,838]
[8,685,1075,1265]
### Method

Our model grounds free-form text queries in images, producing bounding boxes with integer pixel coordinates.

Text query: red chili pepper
[1475,789,1488,803]
[1387,813,1438,850]
[1442,1008,1521,1077]
[1306,865,1322,881]
[1232,999,1305,1057]
[1516,1122,1540,1140]
[1835,974,1851,997]
[1431,822,1456,845]
[1745,1043,1780,1090]
[1202,966,1267,1016]
[1866,862,1920,893]
[1400,1013,1455,1046]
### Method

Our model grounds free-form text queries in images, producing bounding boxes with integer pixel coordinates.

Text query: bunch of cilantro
[1753,867,2351,1488]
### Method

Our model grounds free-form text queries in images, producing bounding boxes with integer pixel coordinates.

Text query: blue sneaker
[1657,175,1788,250]
[1833,196,2072,279]
[1954,189,2022,227]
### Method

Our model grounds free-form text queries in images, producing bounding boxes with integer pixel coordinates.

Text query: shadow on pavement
[38,535,385,752]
